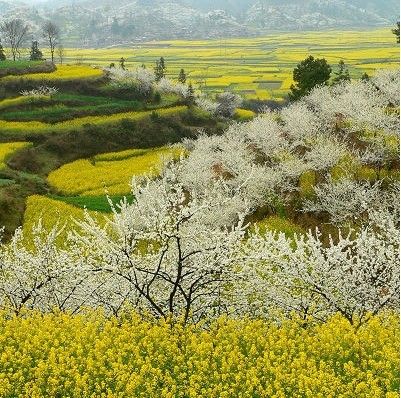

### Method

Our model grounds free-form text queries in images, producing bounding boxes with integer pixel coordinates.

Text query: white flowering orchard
[0,69,399,323]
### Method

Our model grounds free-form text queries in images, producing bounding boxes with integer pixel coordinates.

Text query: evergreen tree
[29,41,43,61]
[178,68,187,84]
[332,60,350,84]
[119,57,126,69]
[154,57,166,81]
[0,41,6,61]
[361,72,370,82]
[392,22,400,43]
[186,82,195,105]
[289,55,331,100]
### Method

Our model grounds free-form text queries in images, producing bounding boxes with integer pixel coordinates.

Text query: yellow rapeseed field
[253,215,305,238]
[48,146,184,196]
[1,65,103,82]
[0,311,398,397]
[0,142,31,169]
[60,28,399,100]
[234,108,256,121]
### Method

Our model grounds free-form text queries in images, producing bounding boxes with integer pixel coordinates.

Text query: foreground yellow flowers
[0,311,398,398]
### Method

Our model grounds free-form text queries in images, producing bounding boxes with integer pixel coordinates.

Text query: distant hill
[0,0,399,46]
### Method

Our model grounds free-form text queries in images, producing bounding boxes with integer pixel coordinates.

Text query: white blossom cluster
[155,77,191,98]
[195,95,218,113]
[20,86,58,97]
[108,68,194,99]
[195,91,242,117]
[0,70,399,323]
[0,162,397,324]
[107,67,156,95]
[302,178,383,225]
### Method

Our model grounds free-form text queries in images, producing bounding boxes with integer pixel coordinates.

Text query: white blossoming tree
[0,223,89,314]
[71,162,249,322]
[107,66,155,96]
[241,208,399,327]
[302,177,382,225]
[215,91,242,117]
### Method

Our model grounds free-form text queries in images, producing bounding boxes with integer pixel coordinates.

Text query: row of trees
[0,19,61,63]
[109,62,244,117]
[115,56,187,85]
[155,57,187,84]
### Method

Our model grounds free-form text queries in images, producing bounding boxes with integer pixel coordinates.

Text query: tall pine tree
[30,41,43,61]
[154,57,166,81]
[332,60,350,84]
[289,55,331,100]
[186,82,195,105]
[178,68,186,84]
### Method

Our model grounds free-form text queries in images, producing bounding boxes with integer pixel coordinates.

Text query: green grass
[0,60,43,70]
[49,194,134,212]
[1,102,142,123]
[299,170,317,198]
[0,178,15,187]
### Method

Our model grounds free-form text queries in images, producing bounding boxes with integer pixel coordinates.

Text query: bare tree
[0,19,29,61]
[42,21,60,63]
[56,44,65,65]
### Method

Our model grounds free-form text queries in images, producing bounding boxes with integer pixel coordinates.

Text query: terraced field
[0,105,187,136]
[62,28,399,100]
[0,63,216,237]
[0,27,398,238]
[48,146,184,196]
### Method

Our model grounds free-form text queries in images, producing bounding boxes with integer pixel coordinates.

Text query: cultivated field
[48,146,184,196]
[62,28,400,100]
